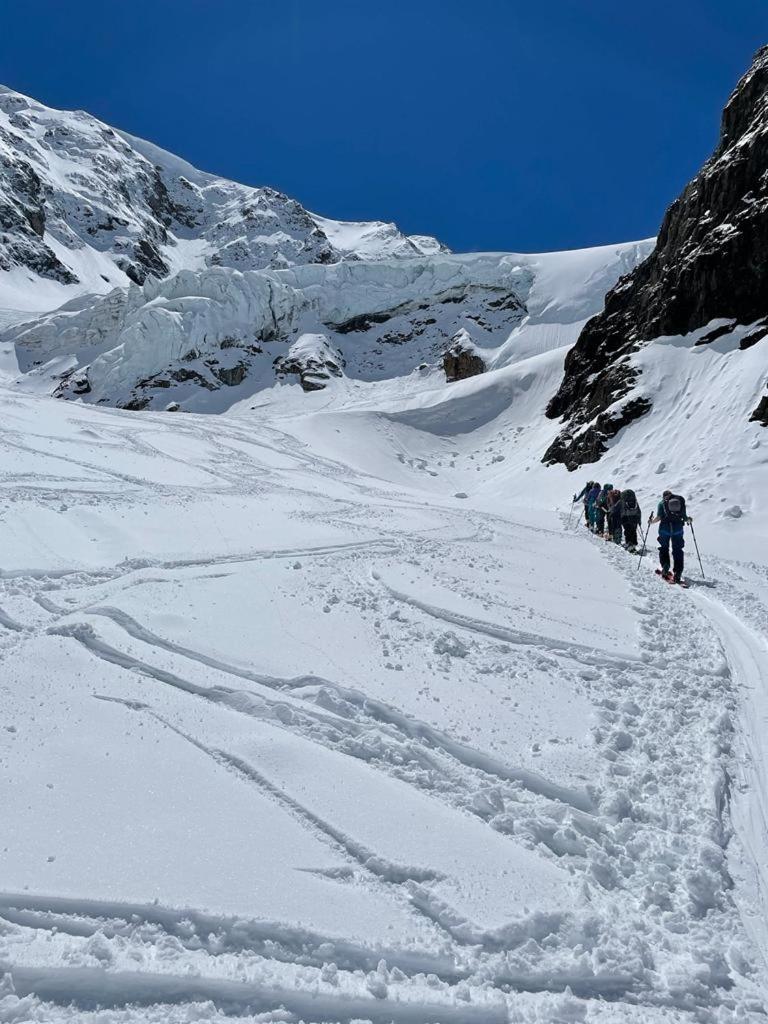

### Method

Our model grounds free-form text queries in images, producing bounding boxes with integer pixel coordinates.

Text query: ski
[655,569,689,588]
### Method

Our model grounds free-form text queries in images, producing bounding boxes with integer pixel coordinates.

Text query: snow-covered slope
[0,85,447,314]
[311,213,451,260]
[0,370,767,1023]
[0,83,653,419]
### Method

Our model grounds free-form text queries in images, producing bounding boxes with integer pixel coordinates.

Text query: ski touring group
[572,483,700,587]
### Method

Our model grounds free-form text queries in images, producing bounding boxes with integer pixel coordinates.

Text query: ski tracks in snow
[573,526,768,1012]
[2,479,768,1019]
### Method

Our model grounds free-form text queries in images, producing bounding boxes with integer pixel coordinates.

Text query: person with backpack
[595,483,613,536]
[586,482,601,530]
[573,481,593,526]
[649,490,691,583]
[607,488,623,543]
[617,489,641,551]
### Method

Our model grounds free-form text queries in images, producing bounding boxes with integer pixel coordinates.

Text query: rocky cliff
[544,45,768,469]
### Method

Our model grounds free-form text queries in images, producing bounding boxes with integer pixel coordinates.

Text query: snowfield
[1,336,767,1023]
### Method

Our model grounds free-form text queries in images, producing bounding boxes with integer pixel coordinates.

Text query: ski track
[0,893,463,980]
[378,577,641,669]
[2,435,768,1020]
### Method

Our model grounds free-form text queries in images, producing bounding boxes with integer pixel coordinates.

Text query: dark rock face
[545,45,768,468]
[751,394,768,425]
[443,332,485,382]
[215,362,248,387]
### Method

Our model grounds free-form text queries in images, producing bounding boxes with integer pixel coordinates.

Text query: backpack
[621,489,640,521]
[663,494,687,523]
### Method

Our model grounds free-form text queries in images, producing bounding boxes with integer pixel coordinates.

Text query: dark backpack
[663,494,687,523]
[621,490,640,520]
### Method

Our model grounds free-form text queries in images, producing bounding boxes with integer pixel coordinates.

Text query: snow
[1,320,767,1021]
[1,241,651,412]
[310,214,448,261]
[0,84,453,320]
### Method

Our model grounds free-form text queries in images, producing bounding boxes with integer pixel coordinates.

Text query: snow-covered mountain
[0,83,652,414]
[0,84,446,313]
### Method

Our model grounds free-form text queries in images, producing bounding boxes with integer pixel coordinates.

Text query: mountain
[544,45,768,469]
[0,85,651,414]
[0,85,446,314]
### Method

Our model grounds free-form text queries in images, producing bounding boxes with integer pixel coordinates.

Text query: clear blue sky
[2,0,766,252]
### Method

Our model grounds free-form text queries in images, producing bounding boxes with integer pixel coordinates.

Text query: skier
[573,481,593,527]
[607,488,623,543]
[595,483,613,536]
[617,488,641,551]
[649,490,691,583]
[586,482,601,531]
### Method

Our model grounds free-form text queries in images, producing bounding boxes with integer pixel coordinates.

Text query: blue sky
[2,0,766,252]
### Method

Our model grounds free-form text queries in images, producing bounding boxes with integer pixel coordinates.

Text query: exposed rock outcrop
[443,329,485,382]
[544,45,768,468]
[751,394,768,425]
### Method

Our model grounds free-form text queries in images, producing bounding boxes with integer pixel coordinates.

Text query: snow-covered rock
[0,83,656,412]
[311,214,448,262]
[443,328,486,382]
[274,333,345,391]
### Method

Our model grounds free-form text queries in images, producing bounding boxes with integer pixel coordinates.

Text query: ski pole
[637,517,652,570]
[566,499,576,530]
[689,519,705,579]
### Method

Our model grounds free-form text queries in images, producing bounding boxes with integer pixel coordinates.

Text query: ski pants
[588,502,597,527]
[658,528,684,577]
[623,521,638,548]
[608,514,621,543]
[595,508,605,533]
[583,502,590,526]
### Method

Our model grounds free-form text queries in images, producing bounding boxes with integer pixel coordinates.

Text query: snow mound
[274,333,345,391]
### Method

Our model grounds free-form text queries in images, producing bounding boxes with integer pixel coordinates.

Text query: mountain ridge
[0,83,448,315]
